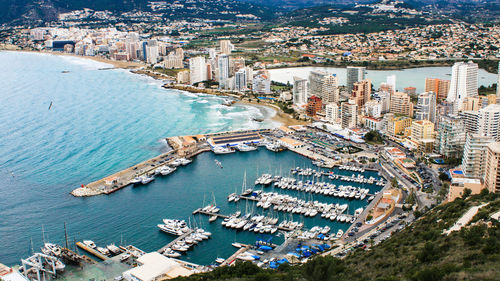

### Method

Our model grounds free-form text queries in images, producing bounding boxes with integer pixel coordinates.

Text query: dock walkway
[157,229,194,254]
[76,242,109,261]
[219,244,251,267]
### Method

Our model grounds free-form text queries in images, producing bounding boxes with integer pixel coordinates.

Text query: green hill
[174,190,500,281]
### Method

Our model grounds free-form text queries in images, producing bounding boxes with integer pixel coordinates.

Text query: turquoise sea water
[0,52,396,267]
[0,51,282,266]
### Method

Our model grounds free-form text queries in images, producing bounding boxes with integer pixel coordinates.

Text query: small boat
[120,253,131,262]
[212,147,235,154]
[163,248,181,258]
[141,175,155,184]
[97,247,110,256]
[209,215,217,222]
[83,240,96,249]
[215,160,223,168]
[232,242,243,248]
[42,243,62,256]
[215,257,225,264]
[336,230,344,238]
[106,244,122,255]
[130,177,142,185]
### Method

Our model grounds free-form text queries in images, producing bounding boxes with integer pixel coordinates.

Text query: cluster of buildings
[184,40,270,92]
[293,61,500,200]
[262,23,500,62]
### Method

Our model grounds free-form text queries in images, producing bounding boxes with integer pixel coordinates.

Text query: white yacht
[83,240,96,249]
[141,175,155,184]
[163,248,182,258]
[212,146,235,154]
[41,243,61,256]
[97,247,110,256]
[235,143,257,152]
[106,244,122,255]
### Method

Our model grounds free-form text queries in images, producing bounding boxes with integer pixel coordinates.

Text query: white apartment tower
[415,91,437,124]
[293,76,308,105]
[325,103,339,124]
[478,104,500,141]
[189,56,207,85]
[218,54,230,89]
[461,133,493,179]
[446,61,478,112]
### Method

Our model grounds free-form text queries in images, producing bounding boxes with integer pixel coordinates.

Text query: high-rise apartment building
[390,92,414,116]
[219,40,234,55]
[341,100,358,129]
[189,56,207,85]
[306,96,322,117]
[346,66,365,93]
[414,92,437,124]
[478,104,500,141]
[446,61,478,112]
[462,134,493,179]
[325,103,339,124]
[235,69,247,92]
[435,115,466,159]
[485,142,500,193]
[351,79,371,109]
[293,77,308,105]
[217,54,229,89]
[425,78,450,101]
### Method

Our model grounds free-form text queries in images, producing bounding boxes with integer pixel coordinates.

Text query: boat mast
[64,222,69,249]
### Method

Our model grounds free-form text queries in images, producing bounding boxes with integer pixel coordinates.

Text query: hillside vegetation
[175,190,500,281]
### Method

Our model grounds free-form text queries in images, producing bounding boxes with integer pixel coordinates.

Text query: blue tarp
[259,245,273,251]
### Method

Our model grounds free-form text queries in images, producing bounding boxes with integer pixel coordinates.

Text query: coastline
[236,100,309,127]
[3,49,301,127]
[0,49,144,69]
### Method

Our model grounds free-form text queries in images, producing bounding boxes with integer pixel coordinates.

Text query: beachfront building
[485,142,500,193]
[462,134,494,179]
[293,76,308,105]
[189,56,207,85]
[309,71,339,103]
[325,102,339,124]
[252,71,271,94]
[346,66,366,93]
[218,54,230,89]
[446,61,478,113]
[390,92,414,117]
[425,78,450,101]
[234,69,247,92]
[435,115,466,159]
[306,95,322,117]
[414,91,437,124]
[341,100,358,129]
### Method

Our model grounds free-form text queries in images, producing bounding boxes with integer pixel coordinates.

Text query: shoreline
[0,49,144,69]
[4,49,303,127]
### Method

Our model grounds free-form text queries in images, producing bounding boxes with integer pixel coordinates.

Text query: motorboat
[141,175,155,184]
[235,143,257,152]
[163,248,181,258]
[83,240,96,249]
[106,244,122,255]
[42,243,61,256]
[232,242,243,248]
[130,177,142,185]
[157,224,183,236]
[336,230,344,238]
[209,215,217,222]
[120,253,131,262]
[212,146,235,154]
[215,257,225,264]
[97,247,110,256]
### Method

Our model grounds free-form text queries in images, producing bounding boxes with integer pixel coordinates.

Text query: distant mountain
[0,0,276,25]
[0,0,498,25]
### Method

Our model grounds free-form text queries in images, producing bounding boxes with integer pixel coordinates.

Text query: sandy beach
[236,100,309,127]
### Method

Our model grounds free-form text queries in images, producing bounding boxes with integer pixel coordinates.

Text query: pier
[157,229,195,254]
[219,244,251,267]
[76,242,109,261]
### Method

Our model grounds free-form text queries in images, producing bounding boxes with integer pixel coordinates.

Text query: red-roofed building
[306,95,322,117]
